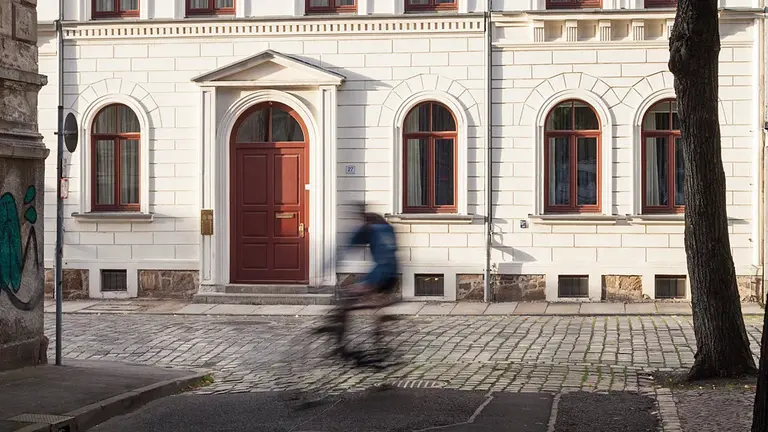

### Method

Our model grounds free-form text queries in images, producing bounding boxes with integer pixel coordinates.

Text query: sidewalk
[43,299,764,316]
[0,359,208,432]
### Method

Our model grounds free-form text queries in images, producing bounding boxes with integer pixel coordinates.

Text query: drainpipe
[54,0,65,366]
[762,5,768,305]
[483,1,493,302]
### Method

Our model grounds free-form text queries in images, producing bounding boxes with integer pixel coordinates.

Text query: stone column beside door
[0,0,49,371]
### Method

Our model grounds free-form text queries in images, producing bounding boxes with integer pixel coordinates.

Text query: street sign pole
[55,18,63,366]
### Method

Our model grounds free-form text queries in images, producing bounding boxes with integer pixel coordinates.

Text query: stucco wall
[1,0,48,370]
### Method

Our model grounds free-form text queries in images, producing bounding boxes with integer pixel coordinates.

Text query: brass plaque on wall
[201,209,213,236]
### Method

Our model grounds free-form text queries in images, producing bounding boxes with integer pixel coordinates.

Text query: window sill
[528,214,621,225]
[72,212,154,223]
[385,214,476,224]
[625,214,685,225]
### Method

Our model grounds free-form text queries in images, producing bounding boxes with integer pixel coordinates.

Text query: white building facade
[35,0,766,303]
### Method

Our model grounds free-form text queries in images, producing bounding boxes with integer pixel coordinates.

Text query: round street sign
[64,113,79,153]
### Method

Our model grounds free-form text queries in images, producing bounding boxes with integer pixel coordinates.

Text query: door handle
[299,223,305,238]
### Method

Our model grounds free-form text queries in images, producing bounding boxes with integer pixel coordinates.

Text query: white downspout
[483,1,493,302]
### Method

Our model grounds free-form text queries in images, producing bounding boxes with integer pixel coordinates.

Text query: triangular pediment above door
[191,49,344,87]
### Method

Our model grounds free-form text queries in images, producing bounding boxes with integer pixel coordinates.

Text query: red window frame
[644,0,677,7]
[305,0,357,14]
[91,104,141,212]
[405,0,458,12]
[403,102,458,214]
[186,0,235,16]
[641,99,684,214]
[92,0,139,18]
[545,0,601,9]
[543,100,602,214]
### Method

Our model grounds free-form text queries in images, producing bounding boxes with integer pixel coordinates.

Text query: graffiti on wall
[0,186,41,310]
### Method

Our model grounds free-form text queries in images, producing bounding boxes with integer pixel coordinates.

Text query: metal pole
[483,3,493,303]
[55,14,64,366]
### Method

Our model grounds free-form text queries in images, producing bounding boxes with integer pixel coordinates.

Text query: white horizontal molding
[494,40,754,50]
[62,16,485,40]
[57,259,199,269]
[71,212,155,223]
[385,214,477,225]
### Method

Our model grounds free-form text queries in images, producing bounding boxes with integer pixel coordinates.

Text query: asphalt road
[92,388,554,432]
[91,387,660,431]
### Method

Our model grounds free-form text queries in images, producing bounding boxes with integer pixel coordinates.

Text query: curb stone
[12,372,210,432]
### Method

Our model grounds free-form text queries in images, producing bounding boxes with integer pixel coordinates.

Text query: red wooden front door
[230,103,308,284]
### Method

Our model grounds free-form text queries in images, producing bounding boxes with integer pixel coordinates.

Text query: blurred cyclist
[316,202,401,366]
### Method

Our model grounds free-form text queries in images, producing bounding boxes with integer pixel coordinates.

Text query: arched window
[91,104,141,212]
[234,103,305,143]
[403,101,457,213]
[642,99,683,213]
[544,100,601,213]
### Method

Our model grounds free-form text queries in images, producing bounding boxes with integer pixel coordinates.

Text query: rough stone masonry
[0,0,49,371]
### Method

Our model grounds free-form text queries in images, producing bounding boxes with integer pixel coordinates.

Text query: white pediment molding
[191,50,344,87]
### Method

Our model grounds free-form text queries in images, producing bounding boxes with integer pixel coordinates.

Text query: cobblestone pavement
[44,314,765,430]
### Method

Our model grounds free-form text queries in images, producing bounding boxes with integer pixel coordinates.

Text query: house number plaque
[201,209,214,236]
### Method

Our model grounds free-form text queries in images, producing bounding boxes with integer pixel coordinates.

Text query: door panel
[232,146,307,283]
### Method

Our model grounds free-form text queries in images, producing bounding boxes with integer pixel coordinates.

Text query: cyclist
[317,202,401,366]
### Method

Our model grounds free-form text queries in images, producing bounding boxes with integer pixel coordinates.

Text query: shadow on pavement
[555,392,659,432]
[92,388,554,432]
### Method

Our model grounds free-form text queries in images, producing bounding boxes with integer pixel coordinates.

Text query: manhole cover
[87,305,143,311]
[8,413,73,424]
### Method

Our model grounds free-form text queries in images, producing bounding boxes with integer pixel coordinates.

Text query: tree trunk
[752,311,768,431]
[668,0,756,379]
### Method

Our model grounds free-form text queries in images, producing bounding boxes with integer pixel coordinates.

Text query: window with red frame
[642,99,684,214]
[306,0,356,13]
[93,0,139,18]
[546,0,601,9]
[91,104,141,212]
[644,0,677,7]
[405,0,457,12]
[187,0,235,15]
[403,102,458,214]
[544,100,601,213]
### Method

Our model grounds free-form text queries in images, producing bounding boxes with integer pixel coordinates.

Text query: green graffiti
[0,193,22,292]
[0,186,41,311]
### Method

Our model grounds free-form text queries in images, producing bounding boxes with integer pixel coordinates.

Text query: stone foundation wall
[457,274,484,301]
[602,275,643,302]
[138,270,199,299]
[737,276,761,303]
[336,273,402,301]
[496,275,546,301]
[457,274,546,301]
[44,269,90,300]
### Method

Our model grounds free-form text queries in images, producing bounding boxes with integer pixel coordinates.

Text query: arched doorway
[230,102,309,284]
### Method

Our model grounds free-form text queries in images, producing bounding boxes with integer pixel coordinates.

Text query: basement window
[558,275,589,298]
[655,275,686,299]
[415,274,444,296]
[101,269,128,292]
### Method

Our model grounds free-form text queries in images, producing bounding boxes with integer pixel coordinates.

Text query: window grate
[655,275,686,299]
[101,270,128,292]
[558,275,589,298]
[415,274,444,297]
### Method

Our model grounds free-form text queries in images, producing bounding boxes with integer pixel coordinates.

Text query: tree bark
[753,311,768,431]
[668,0,756,380]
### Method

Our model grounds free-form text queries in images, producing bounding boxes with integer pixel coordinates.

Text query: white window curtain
[95,140,115,205]
[548,137,569,206]
[95,0,114,11]
[645,137,668,206]
[121,140,140,205]
[407,139,426,207]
